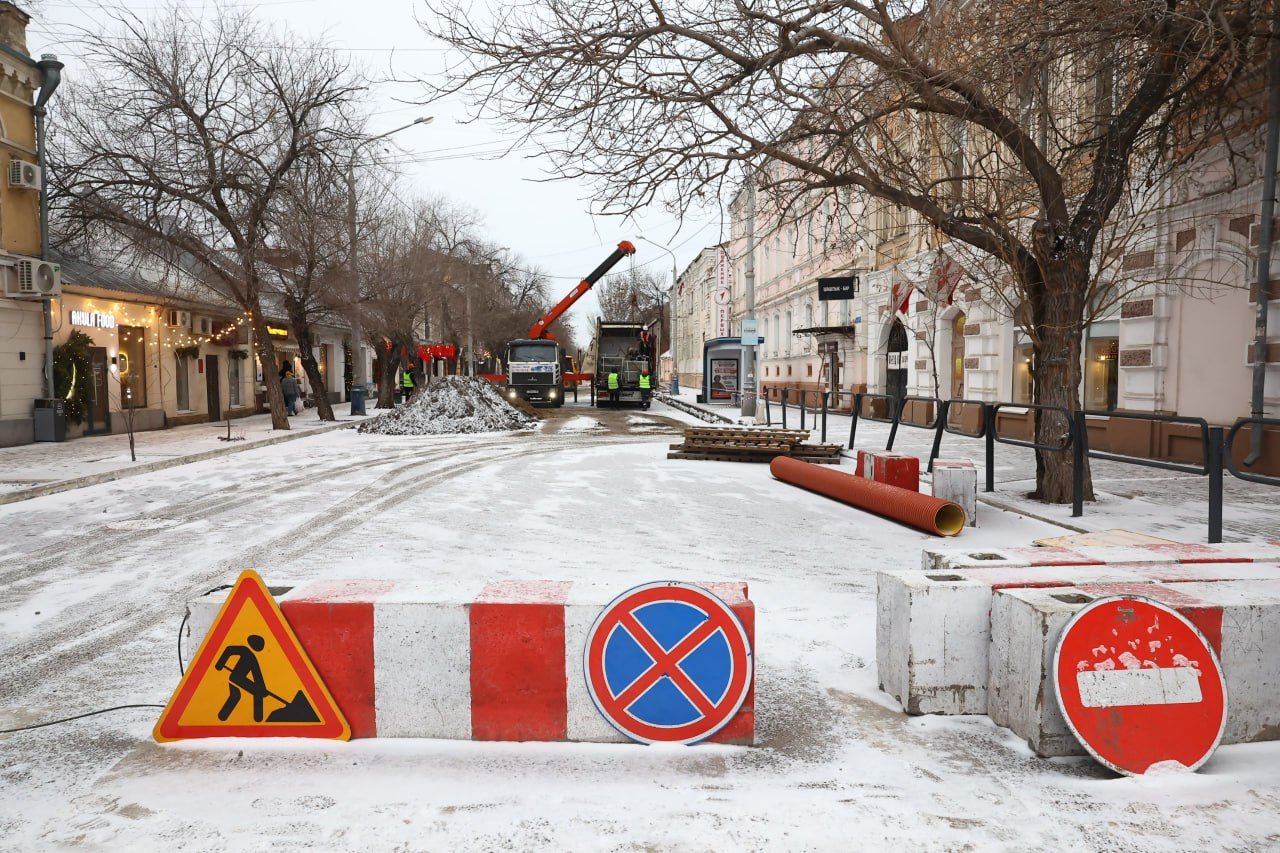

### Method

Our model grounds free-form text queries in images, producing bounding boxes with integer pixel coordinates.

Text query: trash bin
[350,383,366,416]
[33,398,66,442]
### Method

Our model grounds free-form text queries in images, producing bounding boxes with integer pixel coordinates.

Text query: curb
[0,419,358,508]
[654,393,735,424]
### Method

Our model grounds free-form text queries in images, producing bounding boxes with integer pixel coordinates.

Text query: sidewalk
[667,388,1279,544]
[0,404,372,505]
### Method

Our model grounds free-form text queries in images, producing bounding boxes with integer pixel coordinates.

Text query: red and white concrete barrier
[988,578,1280,757]
[856,450,920,492]
[184,579,755,743]
[876,560,1280,715]
[920,542,1280,572]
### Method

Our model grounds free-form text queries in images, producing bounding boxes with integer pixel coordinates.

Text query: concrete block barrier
[988,579,1280,757]
[932,460,977,527]
[856,450,920,491]
[876,561,1280,715]
[919,542,1278,572]
[182,578,755,743]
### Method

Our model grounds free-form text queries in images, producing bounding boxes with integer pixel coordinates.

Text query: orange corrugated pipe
[770,456,966,536]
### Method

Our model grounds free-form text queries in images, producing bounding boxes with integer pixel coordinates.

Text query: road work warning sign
[1053,595,1226,776]
[584,582,753,745]
[154,570,350,742]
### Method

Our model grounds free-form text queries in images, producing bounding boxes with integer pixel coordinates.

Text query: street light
[35,53,64,406]
[346,116,433,413]
[637,236,679,395]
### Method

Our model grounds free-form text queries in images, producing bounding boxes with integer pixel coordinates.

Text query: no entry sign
[1054,596,1227,776]
[584,582,753,745]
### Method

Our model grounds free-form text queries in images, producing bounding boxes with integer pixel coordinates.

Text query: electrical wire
[0,583,233,736]
[178,584,233,676]
[0,705,166,735]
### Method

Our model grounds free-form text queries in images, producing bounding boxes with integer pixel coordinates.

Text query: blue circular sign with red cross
[584,582,753,745]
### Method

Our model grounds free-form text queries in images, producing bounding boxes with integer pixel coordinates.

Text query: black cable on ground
[0,705,166,735]
[4,583,239,735]
[178,584,233,676]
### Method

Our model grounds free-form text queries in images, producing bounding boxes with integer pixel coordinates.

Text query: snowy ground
[1,398,1278,850]
[0,404,368,497]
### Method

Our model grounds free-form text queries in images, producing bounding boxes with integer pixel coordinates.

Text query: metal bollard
[1208,426,1224,543]
[781,388,788,429]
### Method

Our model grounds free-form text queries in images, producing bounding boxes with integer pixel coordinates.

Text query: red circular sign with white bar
[1054,596,1227,776]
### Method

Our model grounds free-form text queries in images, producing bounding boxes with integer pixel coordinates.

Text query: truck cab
[504,339,565,406]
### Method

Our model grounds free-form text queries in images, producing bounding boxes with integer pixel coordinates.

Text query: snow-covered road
[2,404,1278,850]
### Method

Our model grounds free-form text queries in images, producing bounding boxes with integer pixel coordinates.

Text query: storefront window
[1013,342,1034,404]
[117,325,147,408]
[950,312,966,399]
[1085,333,1119,411]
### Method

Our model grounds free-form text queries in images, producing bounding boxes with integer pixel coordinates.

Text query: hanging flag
[931,254,965,306]
[890,268,914,315]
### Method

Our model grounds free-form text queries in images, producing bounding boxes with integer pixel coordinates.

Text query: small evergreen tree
[53,330,94,425]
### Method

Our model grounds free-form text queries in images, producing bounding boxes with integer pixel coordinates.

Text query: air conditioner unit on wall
[8,159,40,190]
[3,259,60,298]
[166,309,191,328]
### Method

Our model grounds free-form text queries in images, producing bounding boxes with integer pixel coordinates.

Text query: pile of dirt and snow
[357,376,537,435]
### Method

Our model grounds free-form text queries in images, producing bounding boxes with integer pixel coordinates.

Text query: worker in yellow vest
[401,363,415,405]
[638,368,652,409]
[607,369,621,405]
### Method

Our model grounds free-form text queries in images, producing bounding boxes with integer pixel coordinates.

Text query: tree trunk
[373,345,396,408]
[1029,258,1094,503]
[290,313,336,421]
[251,307,291,430]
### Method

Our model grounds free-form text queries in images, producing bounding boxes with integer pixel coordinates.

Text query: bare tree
[53,9,364,429]
[425,0,1267,502]
[263,149,361,421]
[597,267,667,324]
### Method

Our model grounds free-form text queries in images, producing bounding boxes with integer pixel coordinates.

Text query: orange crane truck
[500,241,636,407]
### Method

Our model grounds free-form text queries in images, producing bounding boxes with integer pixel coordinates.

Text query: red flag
[932,255,964,306]
[890,269,914,314]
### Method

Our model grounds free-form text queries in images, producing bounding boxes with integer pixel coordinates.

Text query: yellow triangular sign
[154,570,350,742]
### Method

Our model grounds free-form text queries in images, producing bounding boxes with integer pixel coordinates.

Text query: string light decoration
[74,299,255,353]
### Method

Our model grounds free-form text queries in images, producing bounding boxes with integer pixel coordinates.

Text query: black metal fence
[761,386,1279,543]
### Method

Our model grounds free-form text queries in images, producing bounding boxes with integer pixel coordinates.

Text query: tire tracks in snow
[0,433,646,701]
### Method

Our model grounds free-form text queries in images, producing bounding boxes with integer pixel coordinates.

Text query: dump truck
[592,320,659,408]
[501,241,636,407]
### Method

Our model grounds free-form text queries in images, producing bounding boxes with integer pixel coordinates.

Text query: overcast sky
[25,0,724,342]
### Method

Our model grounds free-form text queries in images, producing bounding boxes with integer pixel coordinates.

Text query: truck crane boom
[526,240,636,340]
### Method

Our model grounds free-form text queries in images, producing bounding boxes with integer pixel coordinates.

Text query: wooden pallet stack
[668,426,843,464]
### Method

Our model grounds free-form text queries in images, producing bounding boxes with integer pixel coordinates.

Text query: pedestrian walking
[281,370,300,415]
[607,368,621,405]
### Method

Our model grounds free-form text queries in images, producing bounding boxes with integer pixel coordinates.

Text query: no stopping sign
[584,582,753,745]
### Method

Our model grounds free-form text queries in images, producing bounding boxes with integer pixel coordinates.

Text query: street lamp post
[638,236,679,395]
[35,54,63,403]
[346,115,432,413]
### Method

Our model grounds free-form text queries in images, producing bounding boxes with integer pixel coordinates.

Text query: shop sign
[818,276,859,301]
[69,310,116,329]
[267,325,289,337]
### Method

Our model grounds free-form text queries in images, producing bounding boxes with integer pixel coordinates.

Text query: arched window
[804,303,814,352]
[785,310,792,354]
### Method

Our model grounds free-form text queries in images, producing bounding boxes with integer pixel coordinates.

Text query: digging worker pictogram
[215,634,269,722]
[212,632,322,724]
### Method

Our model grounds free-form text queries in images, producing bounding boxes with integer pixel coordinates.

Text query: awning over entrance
[792,325,857,338]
